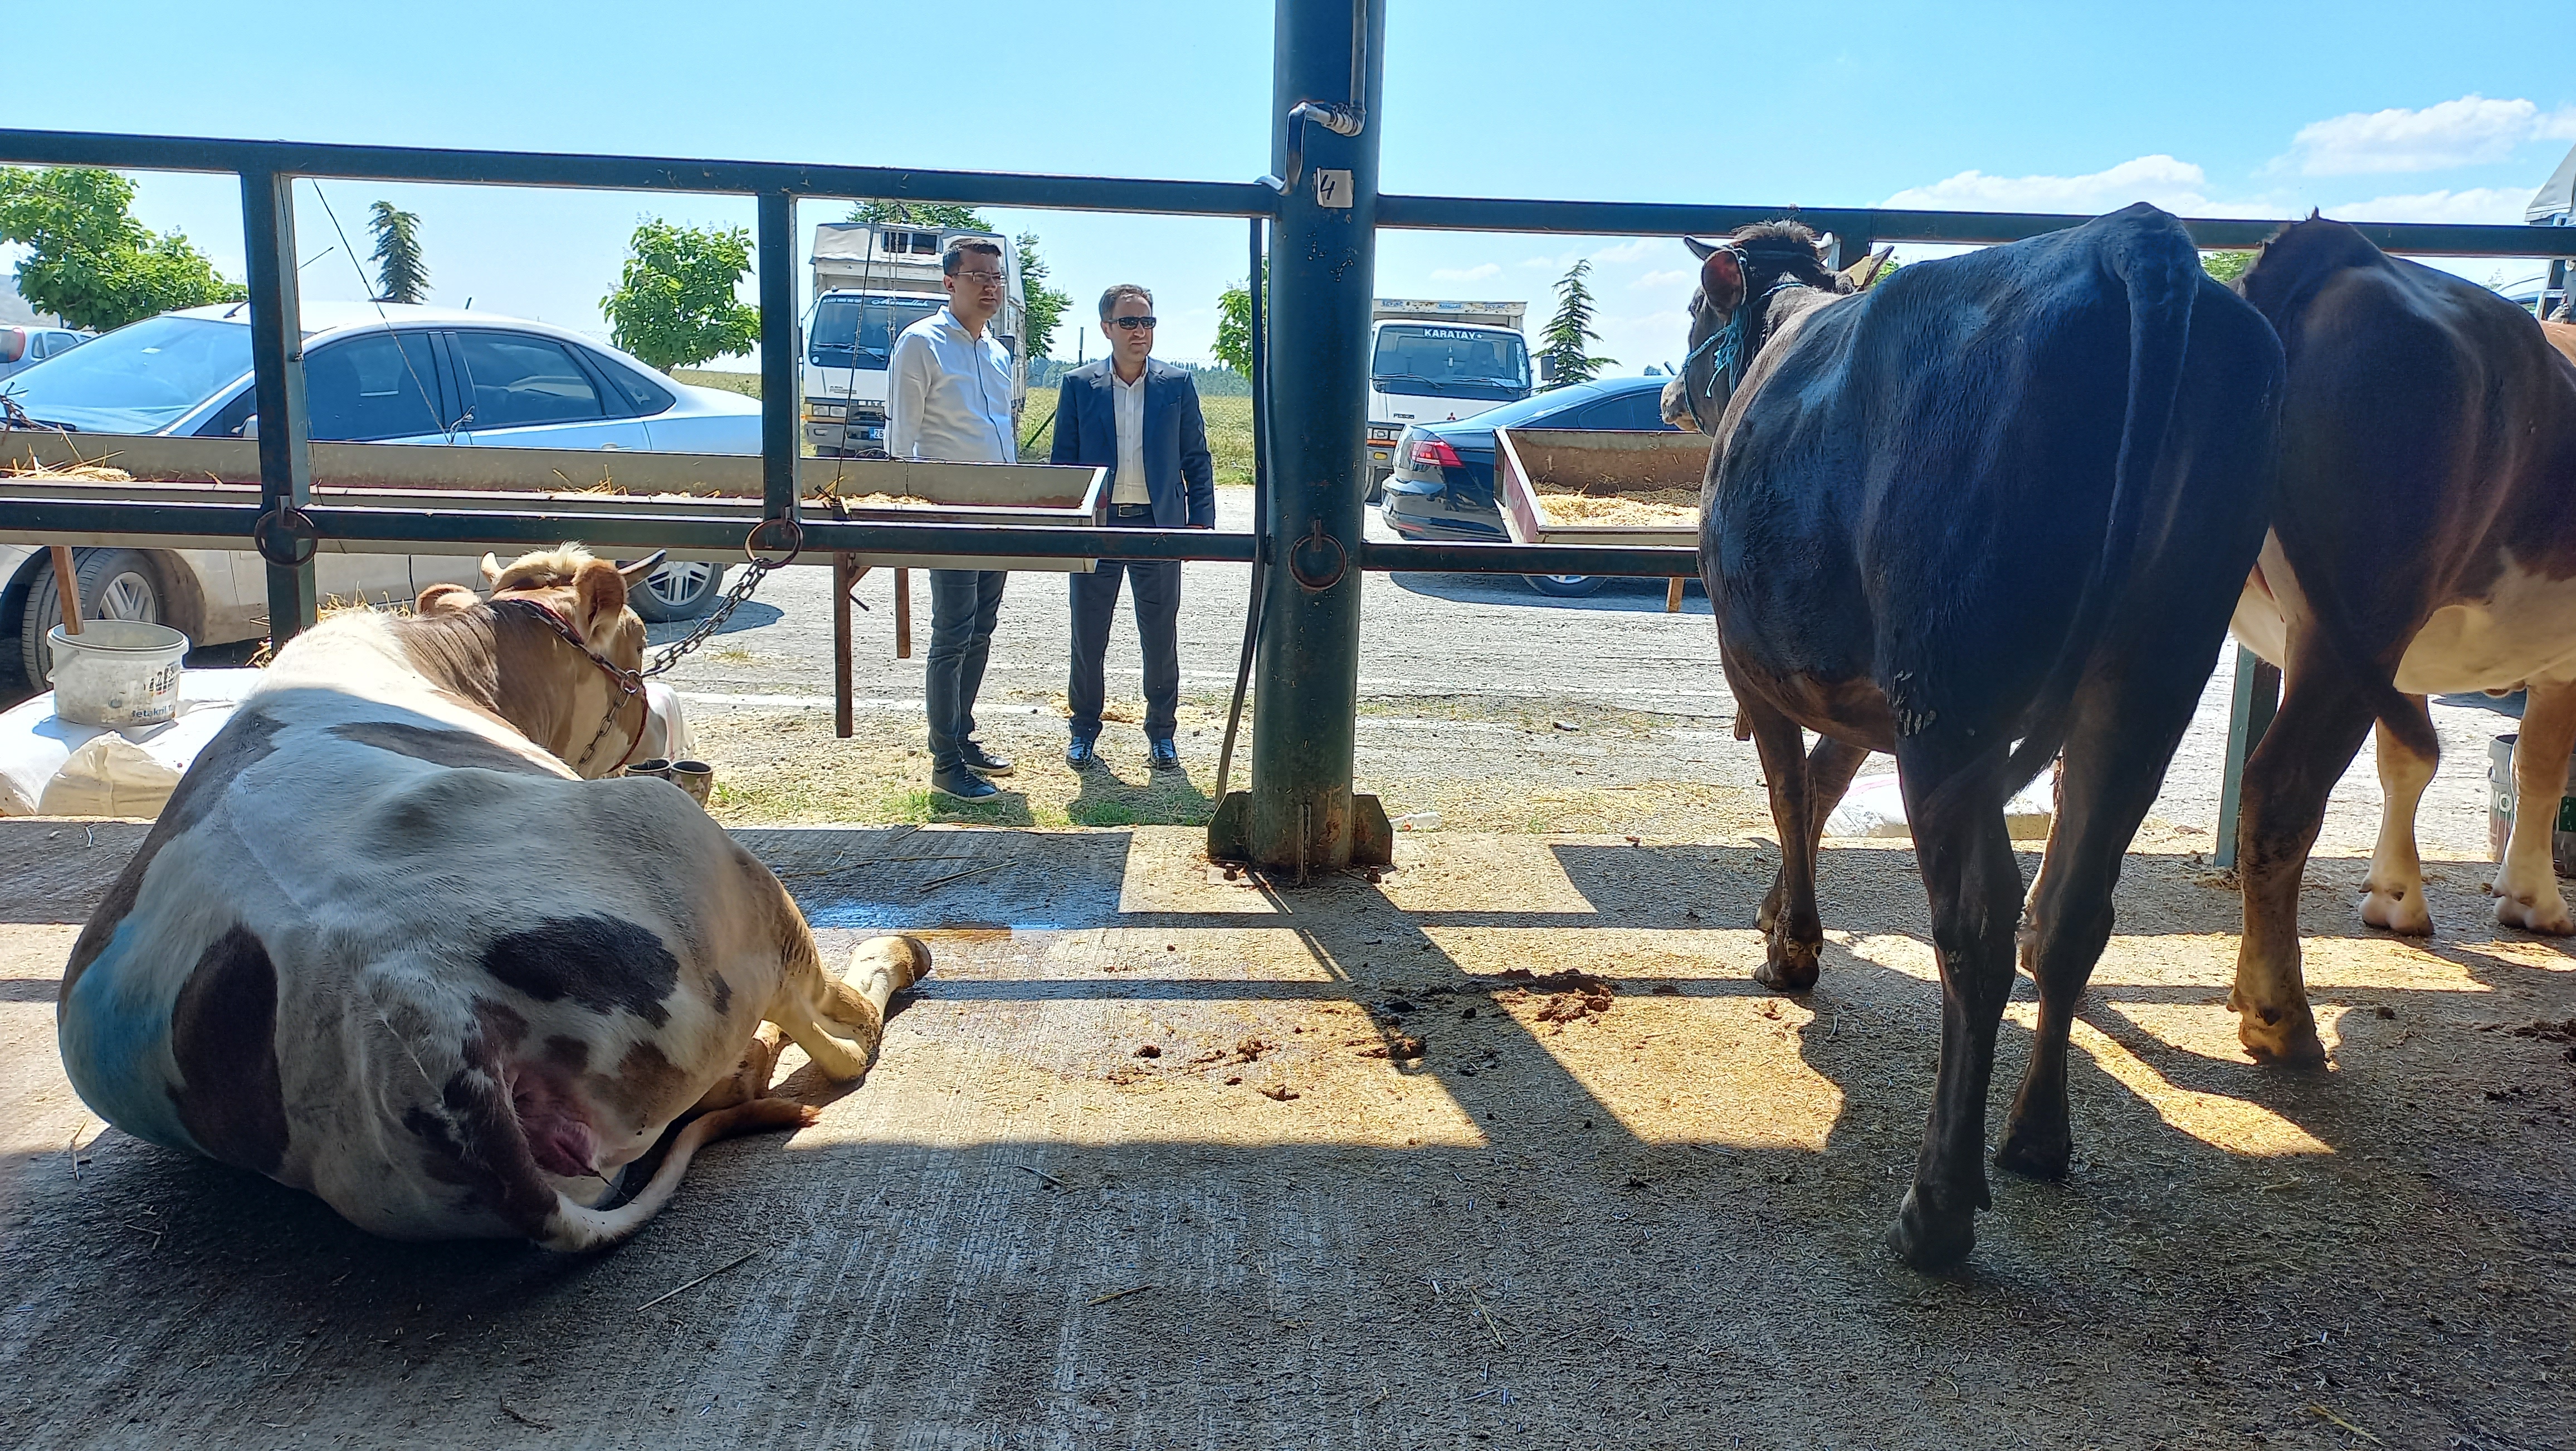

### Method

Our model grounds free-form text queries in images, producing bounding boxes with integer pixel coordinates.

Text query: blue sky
[6,1,2575,371]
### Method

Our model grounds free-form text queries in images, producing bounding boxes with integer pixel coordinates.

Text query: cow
[55,545,927,1249]
[2226,217,2576,1065]
[1661,204,2284,1267]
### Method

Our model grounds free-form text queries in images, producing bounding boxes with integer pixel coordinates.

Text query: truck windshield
[808,295,947,371]
[0,315,252,433]
[1370,325,1530,401]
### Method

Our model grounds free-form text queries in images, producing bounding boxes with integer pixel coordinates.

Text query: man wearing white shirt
[1048,283,1215,770]
[886,236,1018,802]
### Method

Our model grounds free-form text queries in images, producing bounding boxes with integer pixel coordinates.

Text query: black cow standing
[1661,204,2284,1268]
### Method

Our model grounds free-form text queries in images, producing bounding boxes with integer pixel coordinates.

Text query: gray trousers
[925,568,1006,771]
[1067,539,1181,744]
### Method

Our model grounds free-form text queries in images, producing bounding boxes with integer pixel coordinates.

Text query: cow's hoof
[1754,879,1785,935]
[1754,932,1819,994]
[2358,881,2434,936]
[1993,1119,2071,1181]
[1886,1188,1975,1272]
[890,933,935,987]
[2237,1006,2327,1068]
[2495,893,2576,936]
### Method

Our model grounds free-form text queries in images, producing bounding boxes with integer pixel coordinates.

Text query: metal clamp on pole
[1260,0,1369,193]
[1286,518,1346,592]
[250,505,321,568]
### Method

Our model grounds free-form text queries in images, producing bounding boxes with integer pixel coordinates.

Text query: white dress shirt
[885,306,1017,464]
[1109,364,1150,505]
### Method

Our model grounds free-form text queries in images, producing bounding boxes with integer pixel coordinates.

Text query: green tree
[367,201,428,304]
[846,202,1068,359]
[2202,250,2258,287]
[599,220,760,372]
[1212,259,1268,377]
[0,166,242,331]
[1014,231,1071,360]
[1539,257,1614,388]
[847,199,993,231]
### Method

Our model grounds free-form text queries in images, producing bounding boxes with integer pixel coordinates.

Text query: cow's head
[411,544,667,777]
[1662,222,1853,436]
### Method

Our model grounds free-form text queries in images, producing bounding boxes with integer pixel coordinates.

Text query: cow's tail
[2002,211,2203,790]
[536,1098,814,1253]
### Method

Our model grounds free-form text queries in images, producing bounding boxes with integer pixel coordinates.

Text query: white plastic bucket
[46,620,189,728]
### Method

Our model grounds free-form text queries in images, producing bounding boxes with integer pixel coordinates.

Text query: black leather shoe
[931,767,999,802]
[1149,737,1182,770]
[1065,737,1099,769]
[959,740,1014,777]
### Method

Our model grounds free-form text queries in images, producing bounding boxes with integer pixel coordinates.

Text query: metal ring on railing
[1287,519,1346,592]
[744,515,804,569]
[250,506,320,568]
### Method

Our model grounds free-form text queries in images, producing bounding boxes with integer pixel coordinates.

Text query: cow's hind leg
[2233,659,2377,1065]
[1736,693,1852,992]
[1756,732,1872,946]
[1996,662,2207,1182]
[2496,679,2576,935]
[694,1022,787,1112]
[1886,735,2022,1270]
[2358,702,2437,936]
[772,934,934,1082]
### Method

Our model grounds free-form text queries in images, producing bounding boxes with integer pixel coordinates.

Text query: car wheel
[1366,469,1389,504]
[20,548,174,684]
[1523,573,1603,598]
[630,559,729,622]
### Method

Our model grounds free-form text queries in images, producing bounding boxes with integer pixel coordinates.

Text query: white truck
[802,221,1027,458]
[1363,298,1532,484]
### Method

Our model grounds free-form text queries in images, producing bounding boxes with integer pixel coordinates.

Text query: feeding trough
[1495,427,1713,549]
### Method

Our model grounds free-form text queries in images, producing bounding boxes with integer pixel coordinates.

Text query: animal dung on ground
[1257,1083,1300,1102]
[1134,1044,1162,1058]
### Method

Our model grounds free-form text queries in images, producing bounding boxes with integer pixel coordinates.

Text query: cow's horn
[617,550,670,585]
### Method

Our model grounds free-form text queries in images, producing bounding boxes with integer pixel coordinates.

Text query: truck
[802,221,1027,459]
[1364,298,1532,486]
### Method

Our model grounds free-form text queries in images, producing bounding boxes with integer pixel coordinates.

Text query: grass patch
[673,369,760,398]
[1017,389,1254,488]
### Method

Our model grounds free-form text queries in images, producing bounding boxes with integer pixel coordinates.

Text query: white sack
[1823,771,2056,841]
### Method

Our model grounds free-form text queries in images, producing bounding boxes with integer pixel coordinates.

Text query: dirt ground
[2,797,2570,1450]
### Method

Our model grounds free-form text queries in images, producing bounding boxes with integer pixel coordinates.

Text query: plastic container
[2488,733,2576,877]
[45,620,188,728]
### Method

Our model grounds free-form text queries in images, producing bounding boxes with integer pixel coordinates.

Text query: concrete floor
[2,816,2570,1450]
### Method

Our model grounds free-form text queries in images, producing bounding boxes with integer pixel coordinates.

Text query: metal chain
[640,556,778,680]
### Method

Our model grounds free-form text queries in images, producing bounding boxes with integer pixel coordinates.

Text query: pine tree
[368,201,428,304]
[1540,259,1614,388]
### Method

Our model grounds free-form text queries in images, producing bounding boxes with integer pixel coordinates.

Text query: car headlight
[1366,423,1402,442]
[806,401,848,421]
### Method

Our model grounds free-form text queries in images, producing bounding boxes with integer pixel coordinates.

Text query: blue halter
[1684,264,1813,400]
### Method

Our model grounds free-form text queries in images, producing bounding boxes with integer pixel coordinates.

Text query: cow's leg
[1736,694,1838,992]
[1886,736,2021,1270]
[1756,733,1872,943]
[1997,664,2206,1182]
[2358,702,2437,935]
[693,1022,787,1113]
[2496,679,2576,935]
[2233,662,2377,1065]
[771,934,933,1082]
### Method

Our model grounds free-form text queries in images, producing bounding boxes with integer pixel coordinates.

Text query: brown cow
[2229,218,2576,1064]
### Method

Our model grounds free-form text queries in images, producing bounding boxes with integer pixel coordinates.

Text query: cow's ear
[415,583,480,617]
[1700,248,1746,313]
[570,557,630,647]
[1843,246,1896,291]
[479,553,504,588]
[616,550,669,588]
[1682,235,1718,261]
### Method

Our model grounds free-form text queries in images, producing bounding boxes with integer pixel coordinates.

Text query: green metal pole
[2213,643,2280,871]
[1241,0,1390,877]
[238,168,318,641]
[755,189,799,523]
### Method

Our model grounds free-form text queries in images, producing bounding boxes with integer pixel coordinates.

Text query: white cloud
[2286,95,2576,176]
[1631,267,1694,291]
[2319,186,2531,225]
[1430,261,1502,283]
[1880,154,2223,216]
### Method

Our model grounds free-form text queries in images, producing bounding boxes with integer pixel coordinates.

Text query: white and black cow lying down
[2227,218,2576,1064]
[1663,206,2285,1268]
[56,546,926,1249]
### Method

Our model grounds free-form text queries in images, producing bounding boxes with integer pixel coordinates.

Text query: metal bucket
[2488,733,2576,878]
[45,620,189,728]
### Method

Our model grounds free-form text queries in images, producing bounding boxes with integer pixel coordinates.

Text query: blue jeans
[925,568,1006,772]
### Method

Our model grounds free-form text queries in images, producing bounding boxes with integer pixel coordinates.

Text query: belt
[1107,503,1154,518]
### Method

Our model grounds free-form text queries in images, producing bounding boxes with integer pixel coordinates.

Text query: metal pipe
[237,168,318,640]
[755,191,798,522]
[1213,217,1273,808]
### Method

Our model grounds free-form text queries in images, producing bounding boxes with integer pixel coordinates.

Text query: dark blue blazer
[1050,359,1217,528]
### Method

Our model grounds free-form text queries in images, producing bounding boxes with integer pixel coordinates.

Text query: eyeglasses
[954,270,1005,286]
[1109,316,1158,331]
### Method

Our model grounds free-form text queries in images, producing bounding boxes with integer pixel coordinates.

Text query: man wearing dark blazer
[1050,283,1216,770]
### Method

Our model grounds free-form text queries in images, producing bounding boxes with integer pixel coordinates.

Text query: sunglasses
[1109,315,1158,331]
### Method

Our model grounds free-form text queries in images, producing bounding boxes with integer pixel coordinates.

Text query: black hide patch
[480,915,679,1028]
[167,926,290,1175]
[328,720,558,777]
[64,710,284,1001]
[709,973,731,1017]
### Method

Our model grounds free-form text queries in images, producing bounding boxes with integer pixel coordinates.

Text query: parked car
[1377,373,1679,597]
[0,303,760,686]
[0,325,90,383]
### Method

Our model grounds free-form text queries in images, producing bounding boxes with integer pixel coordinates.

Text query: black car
[1377,374,1677,596]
